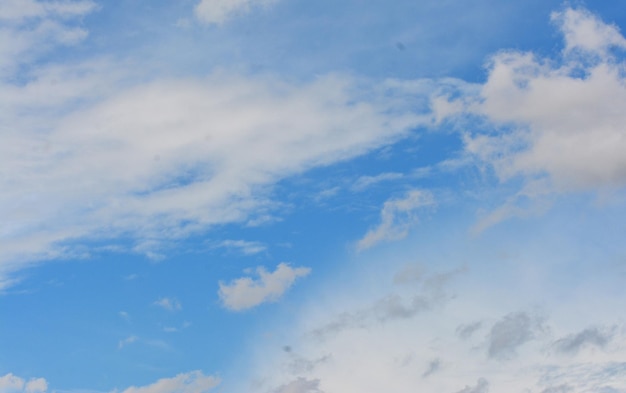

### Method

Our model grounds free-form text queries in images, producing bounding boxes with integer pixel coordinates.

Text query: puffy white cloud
[357,189,434,251]
[551,7,626,56]
[432,7,626,230]
[194,0,276,25]
[120,371,219,393]
[0,374,47,393]
[153,297,182,312]
[219,263,310,311]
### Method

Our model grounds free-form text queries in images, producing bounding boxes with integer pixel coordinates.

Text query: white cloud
[0,0,96,76]
[118,335,138,349]
[351,172,404,191]
[357,189,434,251]
[1,58,428,287]
[432,7,626,230]
[209,239,267,255]
[551,7,626,56]
[219,263,311,311]
[194,0,276,25]
[119,371,219,393]
[153,297,182,312]
[0,374,47,393]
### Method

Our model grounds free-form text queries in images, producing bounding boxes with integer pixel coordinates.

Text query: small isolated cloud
[119,311,130,321]
[487,311,545,360]
[209,239,267,255]
[455,378,489,393]
[194,0,276,25]
[272,378,323,393]
[118,335,138,349]
[0,373,48,393]
[357,189,434,251]
[153,297,182,312]
[552,327,613,355]
[218,263,311,311]
[120,371,219,393]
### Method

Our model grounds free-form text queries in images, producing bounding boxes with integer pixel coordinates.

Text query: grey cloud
[422,358,442,378]
[487,311,545,360]
[541,385,573,393]
[310,268,463,339]
[537,362,626,393]
[455,378,489,393]
[272,378,323,393]
[287,354,331,374]
[553,327,613,355]
[456,321,483,340]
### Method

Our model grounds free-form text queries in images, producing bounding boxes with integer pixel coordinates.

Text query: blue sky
[2,1,626,393]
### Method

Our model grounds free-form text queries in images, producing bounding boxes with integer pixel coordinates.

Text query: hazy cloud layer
[194,0,276,25]
[272,378,323,393]
[219,263,311,311]
[456,378,489,393]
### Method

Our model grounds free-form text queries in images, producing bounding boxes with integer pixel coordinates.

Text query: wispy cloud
[219,263,311,311]
[351,172,404,192]
[357,189,435,251]
[118,335,138,350]
[552,326,614,355]
[208,239,267,255]
[194,0,277,25]
[153,297,182,312]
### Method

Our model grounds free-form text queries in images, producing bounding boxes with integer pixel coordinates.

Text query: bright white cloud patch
[0,373,48,393]
[120,371,219,393]
[194,0,276,25]
[357,189,434,250]
[0,60,426,286]
[432,7,626,230]
[551,7,626,56]
[219,263,311,311]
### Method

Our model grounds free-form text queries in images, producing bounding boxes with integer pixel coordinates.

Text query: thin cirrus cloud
[0,51,428,288]
[194,0,277,25]
[218,263,311,311]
